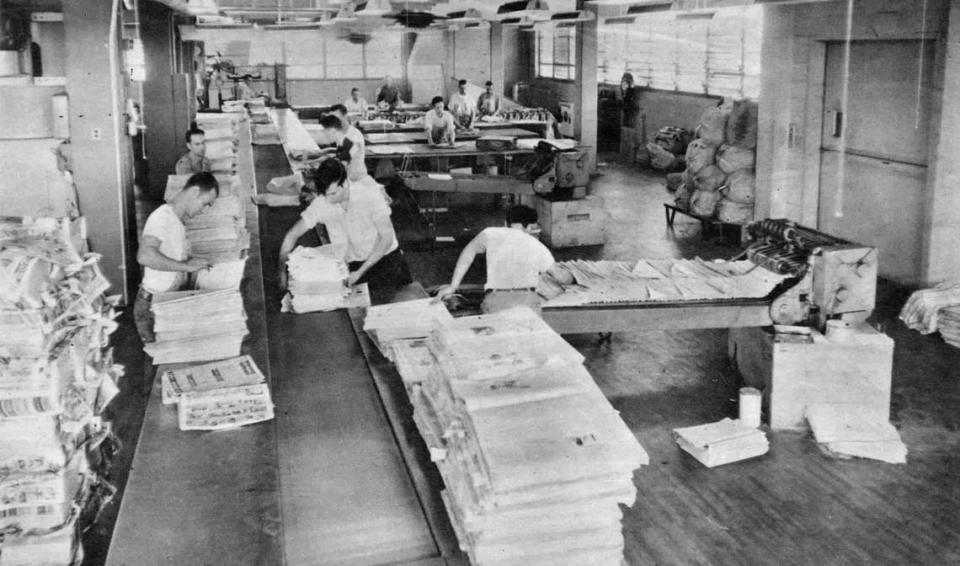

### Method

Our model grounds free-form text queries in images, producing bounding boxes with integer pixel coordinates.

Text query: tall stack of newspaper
[403,308,648,566]
[362,298,453,362]
[195,112,242,175]
[159,355,274,431]
[166,117,249,266]
[143,287,248,365]
[281,245,370,313]
[0,216,122,565]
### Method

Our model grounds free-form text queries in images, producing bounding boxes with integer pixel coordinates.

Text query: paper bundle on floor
[806,404,907,464]
[407,308,648,566]
[363,298,453,360]
[144,288,248,364]
[281,245,370,313]
[673,417,770,468]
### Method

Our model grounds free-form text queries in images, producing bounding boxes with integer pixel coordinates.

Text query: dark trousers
[349,248,413,304]
[132,287,157,395]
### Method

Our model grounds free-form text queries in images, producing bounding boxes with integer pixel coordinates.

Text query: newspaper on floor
[805,404,907,464]
[673,418,770,468]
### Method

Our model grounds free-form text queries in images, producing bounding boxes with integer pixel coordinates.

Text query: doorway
[818,39,934,285]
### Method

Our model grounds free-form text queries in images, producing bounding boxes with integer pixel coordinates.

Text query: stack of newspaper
[159,355,274,431]
[362,298,453,361]
[0,216,122,564]
[407,308,648,566]
[281,245,370,313]
[673,418,770,468]
[144,288,248,364]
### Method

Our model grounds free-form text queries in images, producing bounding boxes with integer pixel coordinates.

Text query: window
[537,26,577,80]
[597,5,763,98]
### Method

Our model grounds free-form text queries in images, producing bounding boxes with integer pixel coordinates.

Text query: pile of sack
[669,99,759,224]
[646,126,691,172]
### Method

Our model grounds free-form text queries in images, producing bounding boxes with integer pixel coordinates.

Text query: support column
[63,0,136,303]
[922,0,960,285]
[576,11,598,171]
[490,23,506,96]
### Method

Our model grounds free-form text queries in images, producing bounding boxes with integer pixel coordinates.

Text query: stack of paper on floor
[937,305,960,348]
[408,308,648,566]
[540,258,789,306]
[281,245,370,313]
[0,216,121,556]
[144,288,248,364]
[673,418,770,468]
[165,175,249,264]
[806,404,907,464]
[362,298,453,361]
[899,281,960,336]
[158,355,274,431]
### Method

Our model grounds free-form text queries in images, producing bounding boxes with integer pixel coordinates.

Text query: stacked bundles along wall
[0,216,122,565]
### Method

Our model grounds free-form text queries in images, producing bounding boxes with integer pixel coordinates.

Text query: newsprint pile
[0,216,121,565]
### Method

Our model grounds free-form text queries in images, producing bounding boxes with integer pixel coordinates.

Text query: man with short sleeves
[424,96,457,146]
[448,79,477,130]
[435,205,555,314]
[477,81,501,118]
[344,87,368,119]
[278,159,412,302]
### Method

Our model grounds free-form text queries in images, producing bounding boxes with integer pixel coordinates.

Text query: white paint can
[739,386,762,428]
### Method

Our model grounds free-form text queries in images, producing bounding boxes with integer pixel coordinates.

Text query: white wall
[757,0,958,285]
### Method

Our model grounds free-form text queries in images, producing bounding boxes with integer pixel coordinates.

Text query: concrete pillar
[141,0,183,199]
[490,23,506,97]
[576,14,598,170]
[63,0,136,303]
[922,0,960,284]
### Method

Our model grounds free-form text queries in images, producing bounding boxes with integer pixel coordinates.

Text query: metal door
[819,40,934,285]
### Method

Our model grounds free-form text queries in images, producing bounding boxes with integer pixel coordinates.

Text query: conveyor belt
[541,298,773,334]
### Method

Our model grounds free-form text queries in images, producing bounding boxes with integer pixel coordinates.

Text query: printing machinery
[539,219,878,334]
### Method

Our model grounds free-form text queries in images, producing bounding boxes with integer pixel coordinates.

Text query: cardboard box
[729,323,893,430]
[534,195,607,248]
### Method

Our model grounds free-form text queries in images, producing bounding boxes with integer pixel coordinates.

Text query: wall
[286,78,385,108]
[0,84,66,137]
[63,0,137,301]
[757,0,955,285]
[632,89,723,145]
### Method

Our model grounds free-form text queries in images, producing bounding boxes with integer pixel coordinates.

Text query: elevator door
[819,40,934,285]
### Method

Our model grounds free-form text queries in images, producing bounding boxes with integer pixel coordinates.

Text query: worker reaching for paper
[424,96,457,146]
[435,205,555,314]
[278,159,412,302]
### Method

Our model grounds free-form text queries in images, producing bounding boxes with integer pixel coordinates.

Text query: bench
[663,203,744,243]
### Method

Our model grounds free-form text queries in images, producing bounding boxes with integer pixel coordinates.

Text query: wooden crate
[729,323,893,430]
[534,195,607,248]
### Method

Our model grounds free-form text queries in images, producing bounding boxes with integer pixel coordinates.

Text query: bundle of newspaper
[540,258,789,306]
[362,298,453,362]
[0,216,121,555]
[195,112,242,141]
[899,281,960,335]
[164,175,249,265]
[673,418,770,468]
[159,355,274,431]
[144,288,248,364]
[281,245,370,313]
[806,404,907,464]
[408,308,648,566]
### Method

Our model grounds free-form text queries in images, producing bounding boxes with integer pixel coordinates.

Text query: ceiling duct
[495,0,552,22]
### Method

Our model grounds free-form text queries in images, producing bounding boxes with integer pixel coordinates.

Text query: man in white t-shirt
[278,159,411,303]
[134,172,220,345]
[344,87,368,119]
[320,108,368,182]
[435,205,555,314]
[448,79,477,130]
[424,96,457,146]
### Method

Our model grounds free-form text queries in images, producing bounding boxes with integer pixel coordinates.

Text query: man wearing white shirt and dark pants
[278,159,412,303]
[435,205,555,314]
[448,79,477,131]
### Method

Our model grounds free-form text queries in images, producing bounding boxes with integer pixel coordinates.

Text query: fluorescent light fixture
[675,9,715,19]
[603,15,637,24]
[627,2,674,14]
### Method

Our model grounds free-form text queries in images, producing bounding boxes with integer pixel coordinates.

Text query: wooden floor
[90,153,960,565]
